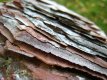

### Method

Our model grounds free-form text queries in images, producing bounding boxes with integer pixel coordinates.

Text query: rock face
[0,0,107,80]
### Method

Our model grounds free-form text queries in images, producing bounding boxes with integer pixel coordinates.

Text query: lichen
[0,56,32,80]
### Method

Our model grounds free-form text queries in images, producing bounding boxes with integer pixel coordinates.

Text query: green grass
[0,0,107,33]
[55,0,107,33]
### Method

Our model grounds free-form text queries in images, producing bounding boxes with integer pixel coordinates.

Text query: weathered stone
[0,0,107,80]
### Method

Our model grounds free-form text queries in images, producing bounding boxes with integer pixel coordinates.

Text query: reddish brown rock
[0,0,107,80]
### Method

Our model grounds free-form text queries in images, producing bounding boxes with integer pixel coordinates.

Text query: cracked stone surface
[0,0,107,80]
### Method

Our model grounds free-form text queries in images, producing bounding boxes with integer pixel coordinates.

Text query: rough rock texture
[0,0,107,80]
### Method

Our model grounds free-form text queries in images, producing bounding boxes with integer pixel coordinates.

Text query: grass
[0,0,107,33]
[55,0,107,33]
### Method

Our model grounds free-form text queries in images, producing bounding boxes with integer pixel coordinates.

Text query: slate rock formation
[0,0,107,80]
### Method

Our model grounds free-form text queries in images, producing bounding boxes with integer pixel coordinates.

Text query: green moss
[0,0,12,2]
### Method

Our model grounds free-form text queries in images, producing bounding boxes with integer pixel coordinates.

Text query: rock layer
[0,0,107,80]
